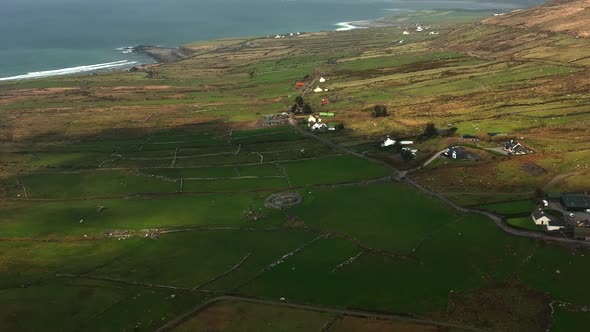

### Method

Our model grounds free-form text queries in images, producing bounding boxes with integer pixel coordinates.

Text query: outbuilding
[560,194,590,212]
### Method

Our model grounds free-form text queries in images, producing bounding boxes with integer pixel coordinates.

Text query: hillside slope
[484,0,590,37]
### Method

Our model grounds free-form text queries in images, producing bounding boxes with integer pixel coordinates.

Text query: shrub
[372,104,388,118]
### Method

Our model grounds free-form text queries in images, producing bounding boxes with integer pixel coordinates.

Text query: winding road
[290,119,590,247]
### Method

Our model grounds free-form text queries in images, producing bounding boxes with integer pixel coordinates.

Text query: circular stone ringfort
[264,192,304,210]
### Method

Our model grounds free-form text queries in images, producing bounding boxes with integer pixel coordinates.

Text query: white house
[381,136,396,148]
[398,40,404,44]
[532,209,551,226]
[319,77,326,83]
[416,26,424,32]
[402,30,410,35]
[429,31,439,35]
[307,115,317,124]
[504,140,527,155]
[531,209,566,231]
[313,86,323,93]
[311,122,327,131]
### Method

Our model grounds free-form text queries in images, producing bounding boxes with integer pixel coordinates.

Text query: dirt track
[152,295,490,332]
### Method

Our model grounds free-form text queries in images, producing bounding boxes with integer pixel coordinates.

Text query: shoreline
[0,8,504,82]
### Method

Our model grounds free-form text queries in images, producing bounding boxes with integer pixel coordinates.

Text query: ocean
[0,0,544,81]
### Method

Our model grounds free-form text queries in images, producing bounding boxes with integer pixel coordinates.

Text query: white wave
[0,60,138,81]
[335,22,359,31]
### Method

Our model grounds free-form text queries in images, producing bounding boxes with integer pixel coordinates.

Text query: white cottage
[381,136,396,148]
[311,122,327,131]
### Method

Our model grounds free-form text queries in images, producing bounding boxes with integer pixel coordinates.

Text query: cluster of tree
[421,123,458,139]
[372,104,389,118]
[290,96,313,114]
[423,123,438,137]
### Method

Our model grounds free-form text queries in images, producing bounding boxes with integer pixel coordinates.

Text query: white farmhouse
[311,122,327,131]
[532,209,551,226]
[307,115,318,124]
[402,30,410,35]
[314,86,324,93]
[531,208,566,231]
[319,77,326,83]
[381,136,396,148]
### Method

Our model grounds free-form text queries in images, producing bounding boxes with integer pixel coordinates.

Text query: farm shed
[262,115,288,127]
[560,194,590,212]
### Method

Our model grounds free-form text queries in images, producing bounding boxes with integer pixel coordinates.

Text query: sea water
[0,0,543,80]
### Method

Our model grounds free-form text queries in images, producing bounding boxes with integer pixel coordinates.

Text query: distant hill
[484,0,590,37]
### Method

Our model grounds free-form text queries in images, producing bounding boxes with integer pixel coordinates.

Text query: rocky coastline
[131,45,194,64]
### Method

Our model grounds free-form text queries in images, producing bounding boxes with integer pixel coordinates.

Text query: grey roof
[561,194,590,209]
[532,208,549,220]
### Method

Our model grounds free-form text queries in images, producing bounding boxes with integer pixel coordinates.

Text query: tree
[446,127,458,136]
[302,103,313,114]
[372,104,388,118]
[423,123,438,137]
[295,96,304,107]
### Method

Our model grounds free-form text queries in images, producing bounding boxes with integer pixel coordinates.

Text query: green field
[1,7,590,332]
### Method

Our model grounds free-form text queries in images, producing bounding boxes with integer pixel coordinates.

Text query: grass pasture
[1,9,590,332]
[174,299,466,332]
